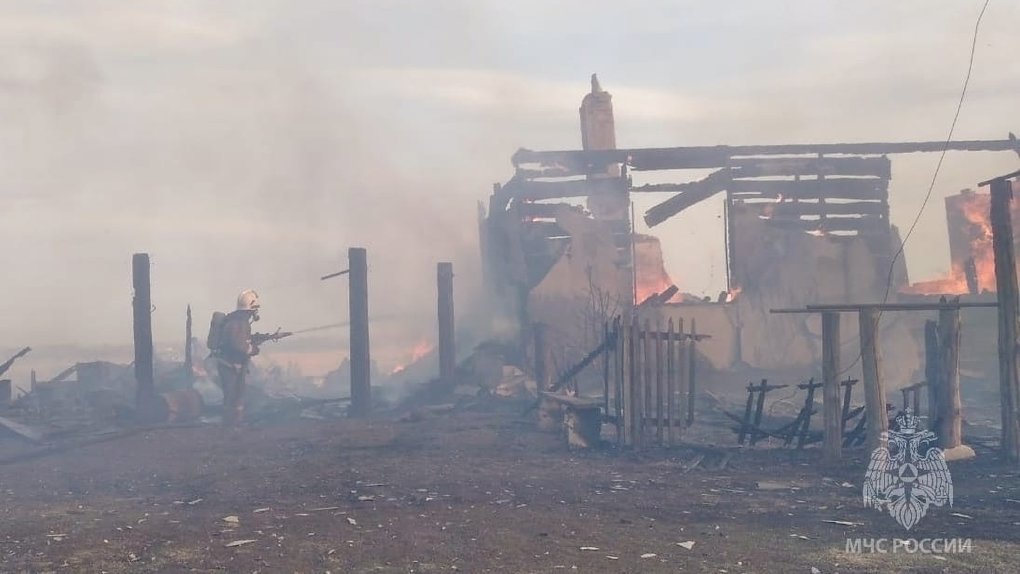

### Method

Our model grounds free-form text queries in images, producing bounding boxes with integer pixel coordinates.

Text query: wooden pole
[655,319,664,445]
[676,318,687,431]
[686,318,697,426]
[924,319,941,430]
[348,247,371,417]
[750,379,768,446]
[990,177,1020,463]
[437,262,455,385]
[616,316,624,446]
[821,312,842,461]
[937,302,962,449]
[184,304,193,384]
[602,321,610,416]
[534,322,559,432]
[797,379,818,449]
[738,382,755,445]
[534,323,549,389]
[132,253,154,409]
[614,317,624,444]
[629,316,640,445]
[859,307,887,452]
[667,318,676,446]
[841,378,854,435]
[642,319,653,443]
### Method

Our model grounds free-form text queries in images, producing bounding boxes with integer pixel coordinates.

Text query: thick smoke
[1,1,1018,381]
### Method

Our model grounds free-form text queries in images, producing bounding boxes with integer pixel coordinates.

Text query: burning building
[479,76,1018,387]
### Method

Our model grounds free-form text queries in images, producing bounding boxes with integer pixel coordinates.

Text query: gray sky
[2,1,1018,372]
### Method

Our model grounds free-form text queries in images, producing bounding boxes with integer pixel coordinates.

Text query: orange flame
[725,286,742,303]
[902,191,997,295]
[390,341,435,374]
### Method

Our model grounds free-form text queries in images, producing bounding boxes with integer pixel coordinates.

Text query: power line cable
[835,0,991,378]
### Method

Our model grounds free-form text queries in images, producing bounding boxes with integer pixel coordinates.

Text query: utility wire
[836,0,991,379]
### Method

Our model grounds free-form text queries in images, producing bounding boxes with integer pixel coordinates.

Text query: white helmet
[236,289,260,312]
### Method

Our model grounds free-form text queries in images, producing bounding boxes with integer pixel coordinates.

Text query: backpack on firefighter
[206,311,228,353]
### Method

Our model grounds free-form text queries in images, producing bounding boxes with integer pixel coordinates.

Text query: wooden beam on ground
[822,312,842,461]
[348,247,371,417]
[859,307,887,452]
[0,415,44,443]
[988,176,1020,463]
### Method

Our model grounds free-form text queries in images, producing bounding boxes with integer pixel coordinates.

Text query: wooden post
[534,322,560,432]
[184,304,193,384]
[841,378,854,435]
[821,312,842,461]
[924,319,941,430]
[602,321,611,416]
[619,317,630,445]
[629,316,641,446]
[749,379,769,446]
[614,317,624,444]
[990,177,1020,463]
[797,379,818,449]
[348,247,371,417]
[738,382,755,445]
[676,318,687,432]
[655,320,664,445]
[686,318,697,426]
[132,253,155,409]
[642,319,653,443]
[437,262,455,384]
[859,307,887,452]
[937,302,963,450]
[534,323,550,389]
[666,318,676,446]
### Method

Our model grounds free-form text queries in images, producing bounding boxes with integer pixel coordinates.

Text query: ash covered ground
[2,407,1018,574]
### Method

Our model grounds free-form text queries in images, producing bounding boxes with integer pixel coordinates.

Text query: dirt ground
[2,407,1019,574]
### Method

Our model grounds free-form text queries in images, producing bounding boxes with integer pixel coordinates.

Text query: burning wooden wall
[904,188,1020,295]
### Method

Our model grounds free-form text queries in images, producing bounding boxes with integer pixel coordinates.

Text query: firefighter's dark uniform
[216,310,257,425]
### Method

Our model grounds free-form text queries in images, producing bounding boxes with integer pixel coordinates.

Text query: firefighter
[213,289,261,426]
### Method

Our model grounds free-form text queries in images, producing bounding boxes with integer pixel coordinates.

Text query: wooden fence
[605,316,702,447]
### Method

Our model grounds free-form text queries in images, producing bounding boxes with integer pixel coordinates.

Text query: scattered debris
[951,512,973,519]
[224,539,257,548]
[579,546,599,551]
[821,520,860,527]
[0,415,45,443]
[640,553,657,559]
[677,541,695,550]
[682,454,705,474]
[253,507,271,513]
[222,516,239,524]
[346,517,357,526]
